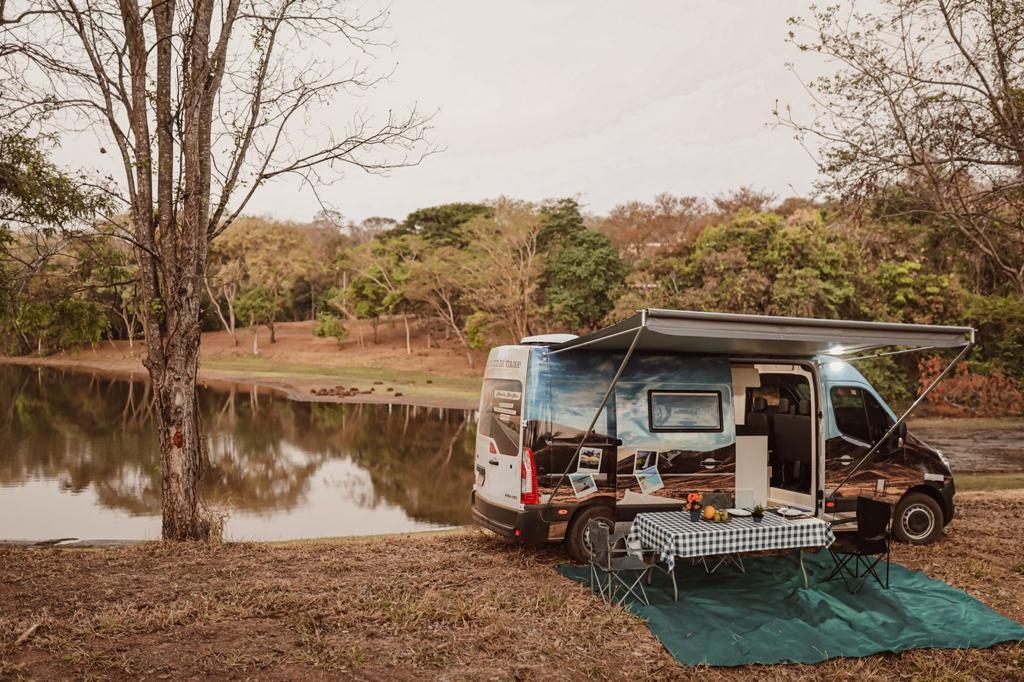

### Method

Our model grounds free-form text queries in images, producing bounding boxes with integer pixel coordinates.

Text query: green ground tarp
[557,551,1024,666]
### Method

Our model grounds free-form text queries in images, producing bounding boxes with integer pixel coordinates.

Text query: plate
[780,508,806,518]
[726,508,751,517]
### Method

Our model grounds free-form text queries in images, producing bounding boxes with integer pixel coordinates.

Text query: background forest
[3,173,1022,416]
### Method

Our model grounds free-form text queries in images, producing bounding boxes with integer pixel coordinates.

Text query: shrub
[918,356,1024,417]
[314,314,348,345]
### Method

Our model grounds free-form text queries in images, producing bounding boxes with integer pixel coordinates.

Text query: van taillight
[521,447,539,505]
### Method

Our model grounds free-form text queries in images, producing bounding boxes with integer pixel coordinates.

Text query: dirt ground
[1,491,1022,681]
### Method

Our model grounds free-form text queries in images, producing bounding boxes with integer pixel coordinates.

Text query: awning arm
[827,342,973,501]
[843,346,937,363]
[544,326,644,506]
[544,326,641,356]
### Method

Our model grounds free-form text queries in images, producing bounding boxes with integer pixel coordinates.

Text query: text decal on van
[487,357,522,369]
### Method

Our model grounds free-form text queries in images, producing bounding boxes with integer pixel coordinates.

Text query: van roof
[547,309,974,357]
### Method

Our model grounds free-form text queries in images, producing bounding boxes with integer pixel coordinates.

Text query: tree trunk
[403,312,411,355]
[252,327,259,355]
[204,278,237,346]
[151,347,209,540]
[226,291,238,345]
[269,320,276,343]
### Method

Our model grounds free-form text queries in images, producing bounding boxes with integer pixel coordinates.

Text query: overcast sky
[61,1,828,224]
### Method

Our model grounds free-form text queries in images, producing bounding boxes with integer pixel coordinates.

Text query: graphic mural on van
[524,350,737,504]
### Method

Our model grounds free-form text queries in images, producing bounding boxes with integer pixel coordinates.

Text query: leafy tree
[781,0,1024,297]
[313,313,349,346]
[459,198,546,343]
[0,129,108,230]
[345,268,390,343]
[542,228,627,332]
[661,208,861,318]
[335,232,421,349]
[711,187,776,216]
[537,197,586,248]
[235,286,284,356]
[394,203,491,247]
[598,193,710,260]
[215,218,327,349]
[0,130,112,353]
[534,198,628,333]
[205,243,246,346]
[404,240,476,366]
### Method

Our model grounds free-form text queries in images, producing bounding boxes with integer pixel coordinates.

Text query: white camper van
[471,309,973,561]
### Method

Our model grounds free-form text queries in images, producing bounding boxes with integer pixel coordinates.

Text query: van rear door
[475,347,531,510]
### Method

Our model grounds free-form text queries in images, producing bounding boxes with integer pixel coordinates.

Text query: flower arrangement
[685,493,703,521]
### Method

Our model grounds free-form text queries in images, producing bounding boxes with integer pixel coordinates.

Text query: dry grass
[1,492,1023,680]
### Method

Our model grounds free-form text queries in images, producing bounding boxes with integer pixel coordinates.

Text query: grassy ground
[1,491,1022,681]
[956,473,1024,491]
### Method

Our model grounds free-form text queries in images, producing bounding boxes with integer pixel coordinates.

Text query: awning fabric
[549,309,974,357]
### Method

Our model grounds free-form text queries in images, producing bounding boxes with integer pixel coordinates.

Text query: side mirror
[896,422,908,448]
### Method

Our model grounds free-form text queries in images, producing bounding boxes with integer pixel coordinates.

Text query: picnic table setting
[555,492,1024,667]
[627,499,836,590]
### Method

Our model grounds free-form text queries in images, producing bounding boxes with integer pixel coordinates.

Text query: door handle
[488,458,500,466]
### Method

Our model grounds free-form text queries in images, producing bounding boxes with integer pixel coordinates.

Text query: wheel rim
[582,518,613,557]
[901,503,936,541]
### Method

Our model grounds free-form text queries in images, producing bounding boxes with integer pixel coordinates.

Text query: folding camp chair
[826,496,892,593]
[587,520,651,606]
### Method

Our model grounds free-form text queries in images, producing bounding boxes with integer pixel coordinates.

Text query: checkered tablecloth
[627,511,836,572]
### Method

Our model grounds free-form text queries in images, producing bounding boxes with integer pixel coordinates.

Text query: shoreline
[0,355,480,410]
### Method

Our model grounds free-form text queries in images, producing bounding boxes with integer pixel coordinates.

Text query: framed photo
[569,473,599,499]
[577,446,603,474]
[634,449,658,472]
[635,465,664,495]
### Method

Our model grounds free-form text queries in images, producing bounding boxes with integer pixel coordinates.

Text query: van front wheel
[565,505,614,563]
[893,492,944,544]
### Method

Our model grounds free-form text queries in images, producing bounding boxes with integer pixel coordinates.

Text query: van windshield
[479,379,523,457]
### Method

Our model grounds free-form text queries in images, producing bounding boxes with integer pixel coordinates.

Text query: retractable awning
[549,309,974,357]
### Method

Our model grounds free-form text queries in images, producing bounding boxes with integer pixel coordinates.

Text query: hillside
[1,319,486,409]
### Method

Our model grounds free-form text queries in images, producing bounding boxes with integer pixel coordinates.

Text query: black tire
[893,492,944,544]
[565,504,614,563]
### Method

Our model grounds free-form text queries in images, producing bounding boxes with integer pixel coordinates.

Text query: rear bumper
[471,491,549,545]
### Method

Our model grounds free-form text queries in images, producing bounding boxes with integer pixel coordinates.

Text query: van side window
[479,379,523,456]
[648,391,722,432]
[831,386,893,443]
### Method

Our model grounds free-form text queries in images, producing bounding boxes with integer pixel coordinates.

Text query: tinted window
[831,386,892,443]
[863,391,894,442]
[648,391,722,432]
[831,386,869,441]
[479,379,522,456]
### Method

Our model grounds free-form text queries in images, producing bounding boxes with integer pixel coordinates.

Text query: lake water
[0,365,475,541]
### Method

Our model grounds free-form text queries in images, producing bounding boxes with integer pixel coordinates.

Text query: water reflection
[0,365,475,540]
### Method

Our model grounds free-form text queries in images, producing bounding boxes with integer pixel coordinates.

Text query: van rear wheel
[893,492,944,544]
[565,505,614,563]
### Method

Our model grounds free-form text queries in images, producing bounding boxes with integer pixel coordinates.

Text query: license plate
[475,465,485,487]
